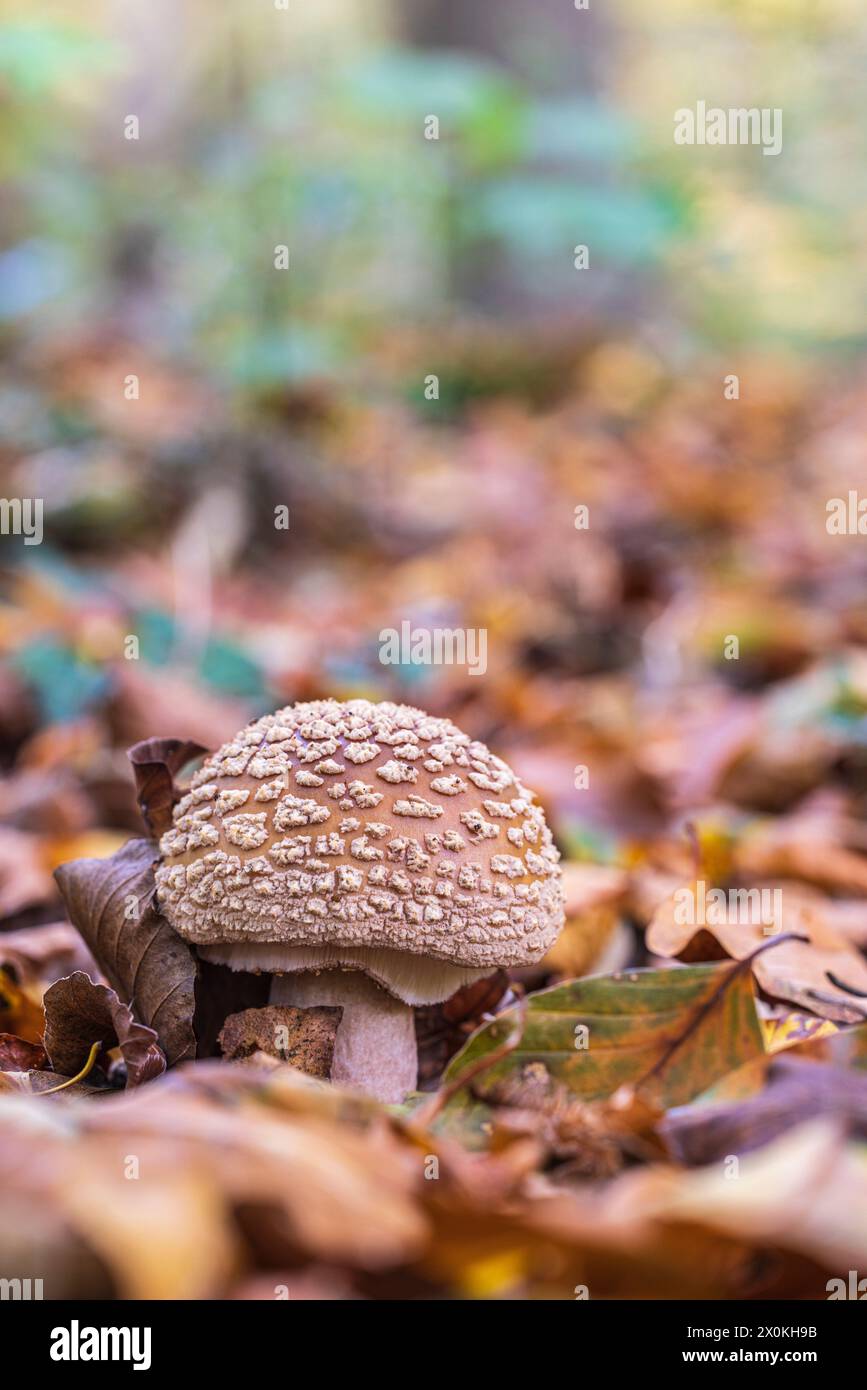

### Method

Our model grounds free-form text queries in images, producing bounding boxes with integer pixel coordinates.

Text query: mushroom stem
[269,970,417,1103]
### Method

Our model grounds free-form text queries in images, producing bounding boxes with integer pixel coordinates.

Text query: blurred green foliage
[1,1,866,393]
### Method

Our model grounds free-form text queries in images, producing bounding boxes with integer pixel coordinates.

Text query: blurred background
[3,0,867,902]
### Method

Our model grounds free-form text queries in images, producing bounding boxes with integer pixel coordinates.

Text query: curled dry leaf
[54,837,197,1065]
[127,737,207,838]
[646,881,867,1023]
[43,971,165,1087]
[218,1004,342,1078]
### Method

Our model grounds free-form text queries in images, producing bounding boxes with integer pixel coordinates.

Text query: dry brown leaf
[647,881,867,1023]
[736,823,867,896]
[0,1060,428,1294]
[127,737,207,838]
[496,1118,867,1298]
[61,1152,239,1299]
[415,970,511,1089]
[218,1004,341,1078]
[43,971,165,1087]
[596,1119,867,1277]
[77,1071,427,1270]
[661,1057,867,1164]
[54,838,198,1065]
[0,1033,47,1071]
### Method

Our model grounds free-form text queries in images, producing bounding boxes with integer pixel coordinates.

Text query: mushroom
[155,699,565,1102]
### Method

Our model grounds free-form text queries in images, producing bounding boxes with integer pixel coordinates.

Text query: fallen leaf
[511,1118,867,1297]
[761,1008,838,1054]
[736,823,867,896]
[647,881,867,1022]
[0,967,45,1042]
[127,737,207,838]
[415,970,511,1089]
[441,956,766,1124]
[661,1057,867,1164]
[0,921,98,988]
[218,1004,342,1078]
[54,837,198,1065]
[62,1155,239,1299]
[43,971,165,1087]
[0,827,55,919]
[540,862,628,977]
[77,1067,426,1270]
[599,1119,867,1280]
[0,1033,46,1071]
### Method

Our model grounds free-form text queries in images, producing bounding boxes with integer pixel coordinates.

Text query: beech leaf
[647,881,867,1024]
[442,956,766,1122]
[54,837,198,1065]
[43,971,165,1086]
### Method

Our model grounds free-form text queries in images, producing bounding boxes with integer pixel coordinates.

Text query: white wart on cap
[155,698,565,1100]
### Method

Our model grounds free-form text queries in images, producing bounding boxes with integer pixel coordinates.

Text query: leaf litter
[4,350,867,1297]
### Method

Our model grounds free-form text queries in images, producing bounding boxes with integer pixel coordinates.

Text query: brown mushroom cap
[155,698,565,976]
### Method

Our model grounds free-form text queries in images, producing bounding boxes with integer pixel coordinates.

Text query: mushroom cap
[155,698,565,972]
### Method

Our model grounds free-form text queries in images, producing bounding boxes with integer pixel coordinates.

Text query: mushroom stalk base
[269,970,417,1103]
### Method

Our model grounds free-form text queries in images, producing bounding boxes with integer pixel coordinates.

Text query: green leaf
[341,48,518,126]
[466,177,677,264]
[0,20,119,97]
[199,636,265,699]
[443,960,765,1119]
[526,100,635,164]
[12,638,109,723]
